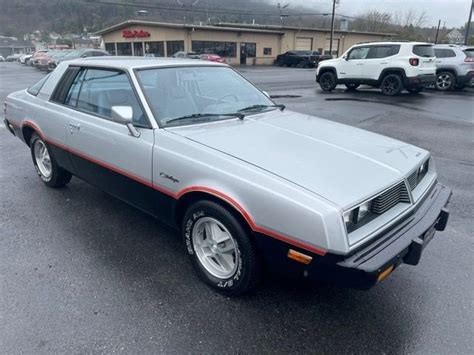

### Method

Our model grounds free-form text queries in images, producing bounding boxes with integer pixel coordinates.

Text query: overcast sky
[288,0,472,28]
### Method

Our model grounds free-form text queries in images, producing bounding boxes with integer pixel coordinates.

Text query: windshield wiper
[238,104,285,112]
[166,112,245,124]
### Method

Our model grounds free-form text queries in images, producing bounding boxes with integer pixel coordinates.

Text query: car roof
[65,56,227,69]
[354,41,432,46]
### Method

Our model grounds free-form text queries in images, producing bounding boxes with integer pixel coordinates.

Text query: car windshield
[137,66,275,127]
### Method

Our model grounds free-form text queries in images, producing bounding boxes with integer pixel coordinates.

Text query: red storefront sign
[122,30,151,38]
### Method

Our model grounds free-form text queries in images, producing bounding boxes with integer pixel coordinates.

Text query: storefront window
[166,41,184,57]
[263,47,272,55]
[242,43,256,58]
[133,42,143,56]
[192,41,236,57]
[145,41,164,57]
[116,42,132,55]
[105,43,116,56]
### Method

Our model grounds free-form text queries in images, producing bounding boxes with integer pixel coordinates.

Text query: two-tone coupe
[4,57,451,295]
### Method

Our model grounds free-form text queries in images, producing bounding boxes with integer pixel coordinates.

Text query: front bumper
[405,74,436,88]
[315,183,452,288]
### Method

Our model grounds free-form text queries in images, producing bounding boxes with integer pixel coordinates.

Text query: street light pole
[329,0,336,57]
[465,0,473,45]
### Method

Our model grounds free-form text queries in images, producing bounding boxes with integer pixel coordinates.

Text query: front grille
[407,160,429,190]
[370,181,410,214]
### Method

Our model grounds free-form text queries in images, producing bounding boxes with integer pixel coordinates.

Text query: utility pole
[435,19,441,44]
[465,0,473,45]
[329,0,337,57]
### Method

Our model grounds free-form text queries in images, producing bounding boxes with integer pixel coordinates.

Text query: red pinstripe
[21,120,327,256]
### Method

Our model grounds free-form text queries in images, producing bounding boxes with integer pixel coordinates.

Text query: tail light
[465,57,473,62]
[409,58,419,66]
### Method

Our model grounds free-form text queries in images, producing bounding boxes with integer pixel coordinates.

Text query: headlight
[343,200,373,233]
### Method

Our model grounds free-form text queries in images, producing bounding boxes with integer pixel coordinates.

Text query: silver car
[4,58,451,295]
[434,44,474,90]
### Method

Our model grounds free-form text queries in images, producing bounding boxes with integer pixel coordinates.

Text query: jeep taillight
[409,58,419,66]
[465,57,473,62]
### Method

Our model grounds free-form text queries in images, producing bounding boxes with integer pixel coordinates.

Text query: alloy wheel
[192,217,239,279]
[33,140,52,178]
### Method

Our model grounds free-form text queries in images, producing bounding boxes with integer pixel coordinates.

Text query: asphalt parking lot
[1,62,473,353]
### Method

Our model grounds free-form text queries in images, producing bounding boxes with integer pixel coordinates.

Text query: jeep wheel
[435,71,455,91]
[345,83,360,91]
[182,200,260,296]
[319,72,337,91]
[380,74,403,96]
[30,132,72,188]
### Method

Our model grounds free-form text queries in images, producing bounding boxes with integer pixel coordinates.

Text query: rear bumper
[258,183,452,289]
[405,74,436,87]
[457,72,474,86]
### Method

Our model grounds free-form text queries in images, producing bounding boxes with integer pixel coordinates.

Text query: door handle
[356,63,364,65]
[69,122,81,132]
[380,62,389,64]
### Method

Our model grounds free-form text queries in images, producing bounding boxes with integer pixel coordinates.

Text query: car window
[413,45,434,57]
[434,49,456,58]
[27,74,51,96]
[73,68,146,126]
[367,45,400,59]
[464,49,474,58]
[348,47,370,60]
[64,69,86,107]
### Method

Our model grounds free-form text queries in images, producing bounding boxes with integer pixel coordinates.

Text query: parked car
[6,54,22,62]
[312,51,333,67]
[19,54,32,65]
[275,51,323,68]
[35,50,62,71]
[172,51,200,59]
[48,49,110,70]
[4,58,451,295]
[316,42,436,95]
[199,53,226,63]
[30,50,50,68]
[433,44,474,91]
[0,55,5,62]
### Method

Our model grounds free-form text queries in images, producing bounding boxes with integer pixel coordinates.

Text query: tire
[406,87,424,94]
[182,200,260,296]
[30,133,72,188]
[345,83,360,91]
[380,74,403,96]
[319,71,337,91]
[435,71,455,91]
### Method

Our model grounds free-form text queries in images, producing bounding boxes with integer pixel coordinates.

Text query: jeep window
[367,45,400,59]
[413,45,434,57]
[463,49,474,58]
[137,66,274,127]
[434,49,456,58]
[74,68,146,126]
[27,74,51,96]
[348,47,370,60]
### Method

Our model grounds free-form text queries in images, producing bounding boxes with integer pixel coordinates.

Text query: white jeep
[316,42,436,95]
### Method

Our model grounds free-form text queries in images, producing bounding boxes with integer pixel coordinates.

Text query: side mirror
[262,90,270,98]
[343,55,348,61]
[111,106,140,138]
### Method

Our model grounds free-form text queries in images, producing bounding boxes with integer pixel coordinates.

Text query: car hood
[168,110,428,208]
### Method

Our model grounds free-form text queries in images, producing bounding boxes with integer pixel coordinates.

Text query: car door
[338,46,370,79]
[363,45,399,80]
[61,66,157,214]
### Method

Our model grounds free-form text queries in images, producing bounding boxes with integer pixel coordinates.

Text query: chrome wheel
[192,217,239,279]
[436,73,453,90]
[33,140,52,178]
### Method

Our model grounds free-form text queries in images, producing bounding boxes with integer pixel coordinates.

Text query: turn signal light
[287,249,313,265]
[409,58,419,66]
[377,265,395,282]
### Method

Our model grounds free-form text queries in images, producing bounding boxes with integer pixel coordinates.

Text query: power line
[84,0,360,20]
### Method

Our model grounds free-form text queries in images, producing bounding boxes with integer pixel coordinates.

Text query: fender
[316,66,338,82]
[377,67,407,83]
